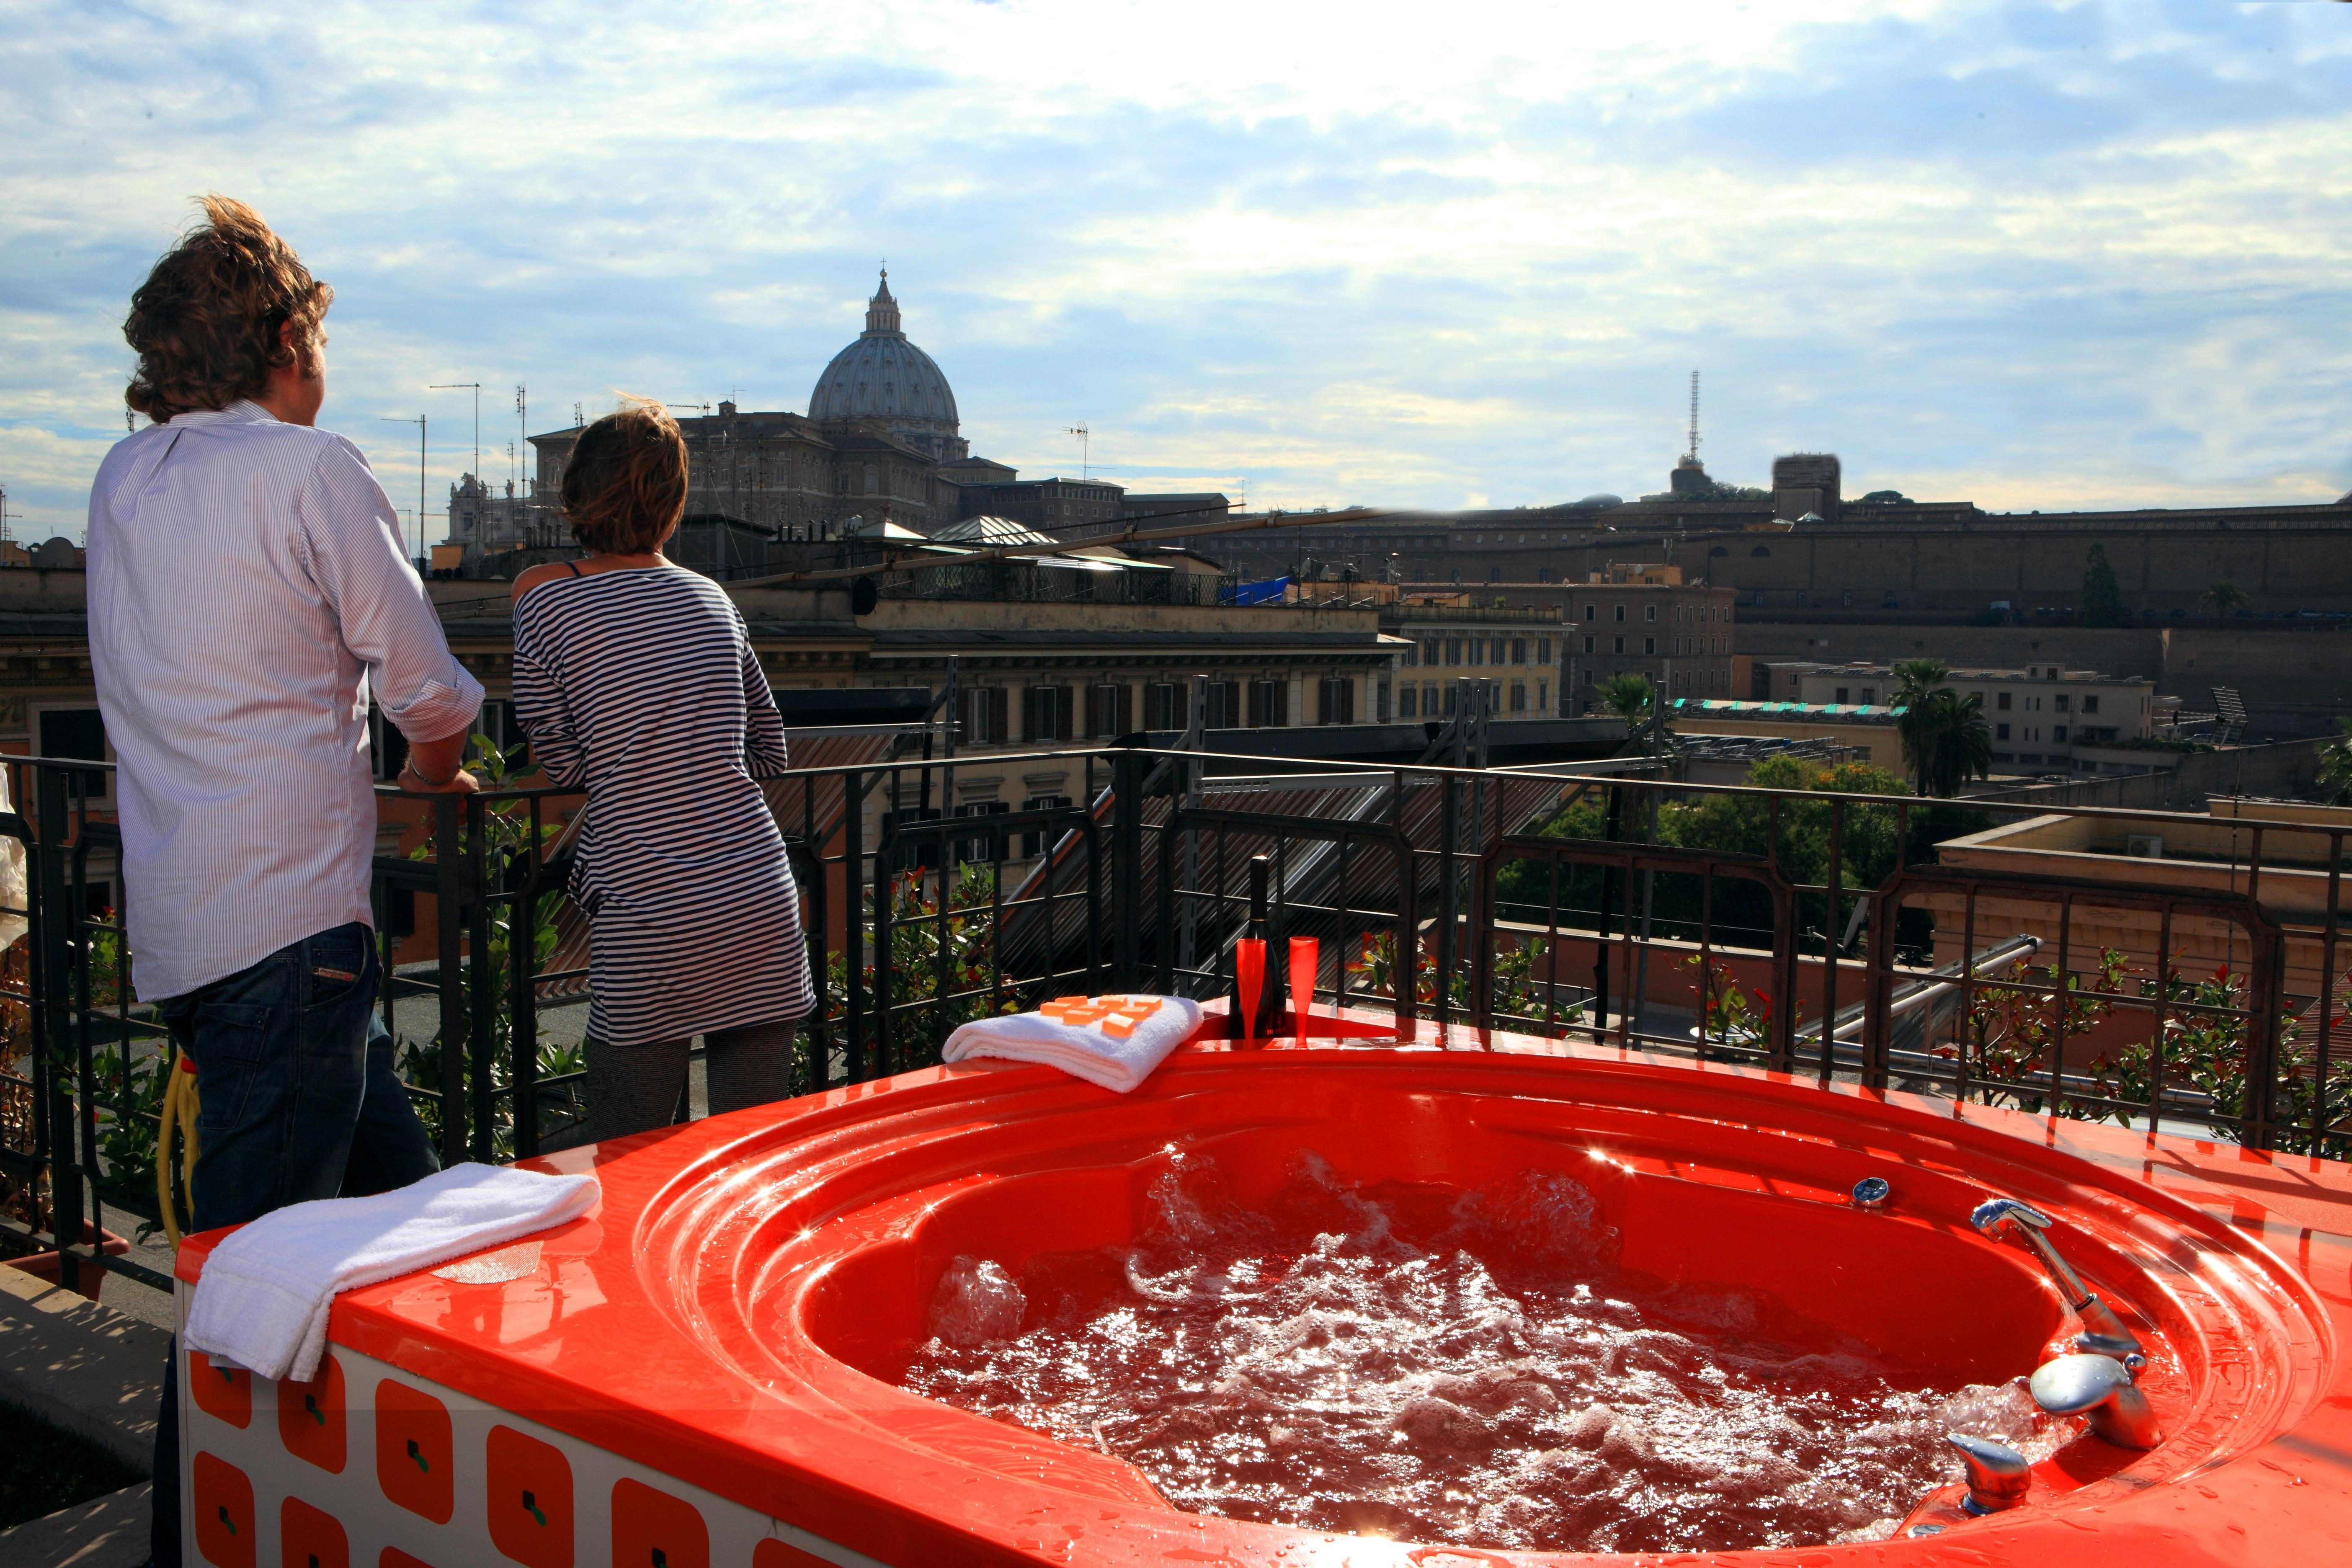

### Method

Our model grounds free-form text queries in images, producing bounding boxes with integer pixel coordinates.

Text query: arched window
[1750,545,1772,558]
[1709,545,1729,558]
[864,465,879,495]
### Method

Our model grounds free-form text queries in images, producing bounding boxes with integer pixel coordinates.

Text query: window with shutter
[1086,683,1132,739]
[1249,680,1288,728]
[1019,795,1071,858]
[1205,681,1240,729]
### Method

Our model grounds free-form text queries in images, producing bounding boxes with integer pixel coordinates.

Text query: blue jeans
[148,921,438,1565]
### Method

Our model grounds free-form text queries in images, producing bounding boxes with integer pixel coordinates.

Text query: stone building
[1515,568,1738,710]
[1381,601,1561,722]
[446,274,1009,575]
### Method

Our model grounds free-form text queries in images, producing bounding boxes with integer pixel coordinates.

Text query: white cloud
[1,0,2348,538]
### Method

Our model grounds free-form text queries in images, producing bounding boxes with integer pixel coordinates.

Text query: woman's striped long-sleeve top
[512,566,813,1047]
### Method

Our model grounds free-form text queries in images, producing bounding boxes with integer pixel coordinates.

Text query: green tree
[2200,579,2248,622]
[2079,542,2128,627]
[2318,716,2352,806]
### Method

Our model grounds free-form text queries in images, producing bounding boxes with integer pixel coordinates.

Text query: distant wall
[1672,519,2352,615]
[1733,622,2349,739]
[1971,737,2327,812]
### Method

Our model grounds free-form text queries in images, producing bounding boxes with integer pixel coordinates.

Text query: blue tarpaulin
[1224,575,1290,606]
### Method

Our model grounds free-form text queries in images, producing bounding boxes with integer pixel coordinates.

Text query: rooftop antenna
[1067,423,1090,482]
[430,382,482,482]
[514,384,528,492]
[378,415,426,563]
[0,485,13,547]
[1686,370,1701,463]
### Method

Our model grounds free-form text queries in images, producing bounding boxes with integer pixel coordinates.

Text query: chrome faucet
[1944,1432,2031,1514]
[1970,1197,2146,1362]
[2030,1352,2162,1450]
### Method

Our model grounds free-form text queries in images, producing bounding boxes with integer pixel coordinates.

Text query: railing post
[843,772,867,1083]
[510,825,541,1161]
[1114,747,1143,991]
[2244,921,2285,1151]
[1437,770,1460,1031]
[465,795,495,1162]
[432,794,467,1166]
[1862,873,1898,1091]
[33,765,83,1292]
[874,797,895,1080]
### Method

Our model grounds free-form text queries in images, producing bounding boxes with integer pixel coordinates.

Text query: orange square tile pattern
[486,1423,574,1568]
[752,1540,834,1567]
[191,1451,255,1568]
[611,1476,708,1568]
[279,1494,349,1568]
[191,1351,253,1429]
[275,1354,347,1475]
[372,1379,454,1524]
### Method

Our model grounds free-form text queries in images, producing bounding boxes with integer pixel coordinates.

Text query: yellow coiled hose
[155,1047,199,1248]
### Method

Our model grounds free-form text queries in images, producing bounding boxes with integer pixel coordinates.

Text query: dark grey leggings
[585,1020,797,1143]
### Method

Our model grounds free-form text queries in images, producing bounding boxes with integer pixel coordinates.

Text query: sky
[3,0,2350,544]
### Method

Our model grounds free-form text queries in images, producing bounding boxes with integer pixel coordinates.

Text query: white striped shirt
[86,401,483,1001]
[512,566,812,1044]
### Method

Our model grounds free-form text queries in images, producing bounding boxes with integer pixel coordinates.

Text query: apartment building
[1516,566,1738,710]
[1380,602,1561,720]
[1757,660,2158,774]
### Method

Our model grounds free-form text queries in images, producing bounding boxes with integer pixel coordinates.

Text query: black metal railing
[3,739,2345,1299]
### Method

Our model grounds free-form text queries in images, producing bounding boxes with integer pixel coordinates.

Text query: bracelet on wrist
[403,759,457,787]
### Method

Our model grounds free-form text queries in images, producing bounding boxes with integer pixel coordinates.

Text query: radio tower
[1686,370,1701,462]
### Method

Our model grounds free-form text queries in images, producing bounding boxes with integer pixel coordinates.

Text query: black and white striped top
[513,566,812,1046]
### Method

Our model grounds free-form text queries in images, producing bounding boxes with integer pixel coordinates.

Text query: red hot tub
[174,1020,2352,1566]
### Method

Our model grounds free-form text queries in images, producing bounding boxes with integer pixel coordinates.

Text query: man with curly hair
[88,195,482,1566]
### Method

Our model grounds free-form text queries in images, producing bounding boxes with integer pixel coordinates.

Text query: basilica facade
[447,274,997,574]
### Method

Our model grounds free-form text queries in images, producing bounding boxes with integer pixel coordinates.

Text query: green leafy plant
[2079,542,2129,628]
[849,861,1018,1075]
[2079,963,2352,1158]
[1683,952,1770,1055]
[2316,717,2352,807]
[396,737,573,1158]
[1942,947,2130,1115]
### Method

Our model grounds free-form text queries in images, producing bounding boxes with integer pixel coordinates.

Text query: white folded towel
[185,1162,598,1383]
[941,996,1203,1093]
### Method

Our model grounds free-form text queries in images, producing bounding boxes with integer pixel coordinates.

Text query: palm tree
[1891,661,1992,797]
[1893,658,1950,704]
[2200,579,2248,623]
[1892,660,1950,794]
[1916,689,1994,797]
[1599,673,1655,742]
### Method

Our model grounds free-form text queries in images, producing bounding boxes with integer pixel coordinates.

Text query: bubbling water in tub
[902,1151,2064,1553]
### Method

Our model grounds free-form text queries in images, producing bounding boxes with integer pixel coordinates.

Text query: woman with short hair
[510,400,812,1141]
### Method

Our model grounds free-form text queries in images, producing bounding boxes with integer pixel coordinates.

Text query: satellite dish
[851,576,880,616]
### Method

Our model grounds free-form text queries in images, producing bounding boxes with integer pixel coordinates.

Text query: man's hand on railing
[399,725,482,794]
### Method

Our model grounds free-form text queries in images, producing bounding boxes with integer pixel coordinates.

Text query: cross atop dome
[865,268,901,336]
